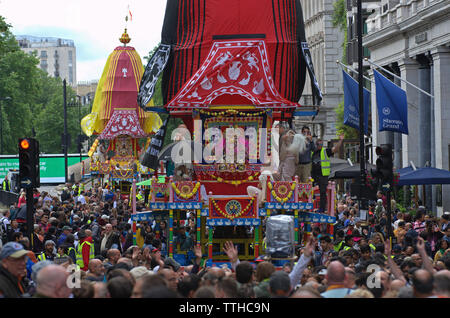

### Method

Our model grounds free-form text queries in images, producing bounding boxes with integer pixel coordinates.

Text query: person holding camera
[295,126,315,183]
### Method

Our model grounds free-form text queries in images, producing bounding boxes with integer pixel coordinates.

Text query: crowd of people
[0,180,448,299]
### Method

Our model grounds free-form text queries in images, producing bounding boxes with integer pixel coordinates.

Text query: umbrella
[157,141,203,164]
[397,167,450,186]
[137,175,167,186]
[330,163,376,179]
[396,166,414,176]
[137,179,152,186]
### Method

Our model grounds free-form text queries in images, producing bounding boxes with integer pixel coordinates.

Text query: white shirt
[77,195,86,205]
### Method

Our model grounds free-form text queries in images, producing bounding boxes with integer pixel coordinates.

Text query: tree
[331,0,359,140]
[0,16,41,154]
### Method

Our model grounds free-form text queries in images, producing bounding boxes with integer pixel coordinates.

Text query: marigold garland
[171,182,201,200]
[200,109,267,117]
[211,197,256,220]
[207,172,260,186]
[267,181,296,203]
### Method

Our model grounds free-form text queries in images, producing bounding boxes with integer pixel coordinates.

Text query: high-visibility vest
[38,252,53,262]
[2,180,10,191]
[67,247,76,262]
[334,241,343,252]
[319,148,330,176]
[76,241,94,268]
[312,148,331,177]
[343,246,351,251]
[78,184,84,196]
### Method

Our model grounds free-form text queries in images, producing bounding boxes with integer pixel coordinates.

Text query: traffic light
[374,144,393,186]
[18,138,40,188]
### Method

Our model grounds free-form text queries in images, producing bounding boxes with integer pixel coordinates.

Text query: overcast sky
[0,0,167,82]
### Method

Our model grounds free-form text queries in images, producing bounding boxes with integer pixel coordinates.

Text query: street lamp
[0,96,12,155]
[68,94,83,163]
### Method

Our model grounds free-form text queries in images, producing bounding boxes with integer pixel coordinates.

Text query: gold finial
[120,28,131,46]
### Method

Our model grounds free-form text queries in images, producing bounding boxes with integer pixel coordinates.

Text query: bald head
[433,270,450,297]
[208,267,226,279]
[412,269,434,297]
[390,279,406,292]
[36,265,72,298]
[326,261,346,285]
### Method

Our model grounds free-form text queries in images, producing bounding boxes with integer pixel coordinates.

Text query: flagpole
[357,0,366,201]
[364,58,434,99]
[336,60,374,84]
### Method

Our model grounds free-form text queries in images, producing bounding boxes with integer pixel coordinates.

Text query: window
[40,50,47,58]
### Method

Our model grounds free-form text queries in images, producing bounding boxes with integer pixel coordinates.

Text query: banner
[301,42,323,105]
[209,197,257,220]
[140,116,170,170]
[138,44,171,108]
[374,69,408,134]
[342,70,370,134]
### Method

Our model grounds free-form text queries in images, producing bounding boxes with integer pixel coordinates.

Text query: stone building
[364,0,450,213]
[295,0,345,141]
[16,35,77,86]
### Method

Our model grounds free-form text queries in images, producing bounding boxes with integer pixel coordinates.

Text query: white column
[432,46,450,212]
[368,68,378,164]
[398,58,420,168]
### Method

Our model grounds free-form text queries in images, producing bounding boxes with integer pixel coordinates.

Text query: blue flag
[342,70,370,134]
[374,69,408,135]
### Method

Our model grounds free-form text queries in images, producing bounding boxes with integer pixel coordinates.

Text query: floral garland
[211,197,255,220]
[207,172,260,186]
[171,182,201,200]
[267,181,296,203]
[200,109,267,117]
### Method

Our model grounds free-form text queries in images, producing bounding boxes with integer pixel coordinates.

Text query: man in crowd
[295,126,315,183]
[311,134,344,212]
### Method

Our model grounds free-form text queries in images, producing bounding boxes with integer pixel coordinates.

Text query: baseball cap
[164,257,181,272]
[0,242,28,260]
[130,266,154,280]
[62,226,72,231]
[318,268,327,275]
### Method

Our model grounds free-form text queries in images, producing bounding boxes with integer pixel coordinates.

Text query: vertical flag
[342,70,370,134]
[373,70,408,135]
[128,5,133,22]
[301,42,323,105]
[140,116,170,170]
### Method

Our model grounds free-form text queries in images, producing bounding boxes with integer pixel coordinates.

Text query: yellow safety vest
[76,241,95,268]
[319,148,330,176]
[38,253,48,262]
[334,241,343,252]
[312,148,331,177]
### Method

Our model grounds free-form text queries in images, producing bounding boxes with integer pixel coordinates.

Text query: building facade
[16,35,77,86]
[76,80,98,106]
[295,0,345,141]
[364,0,450,213]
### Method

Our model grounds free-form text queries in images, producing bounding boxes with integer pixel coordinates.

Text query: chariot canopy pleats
[138,0,322,109]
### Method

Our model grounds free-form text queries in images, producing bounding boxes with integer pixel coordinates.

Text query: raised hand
[223,241,239,263]
[303,237,316,257]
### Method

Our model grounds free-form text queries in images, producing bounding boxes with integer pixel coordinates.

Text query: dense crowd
[0,182,449,298]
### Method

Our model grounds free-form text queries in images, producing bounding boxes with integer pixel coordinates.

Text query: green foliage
[0,15,89,155]
[332,0,348,64]
[335,99,359,139]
